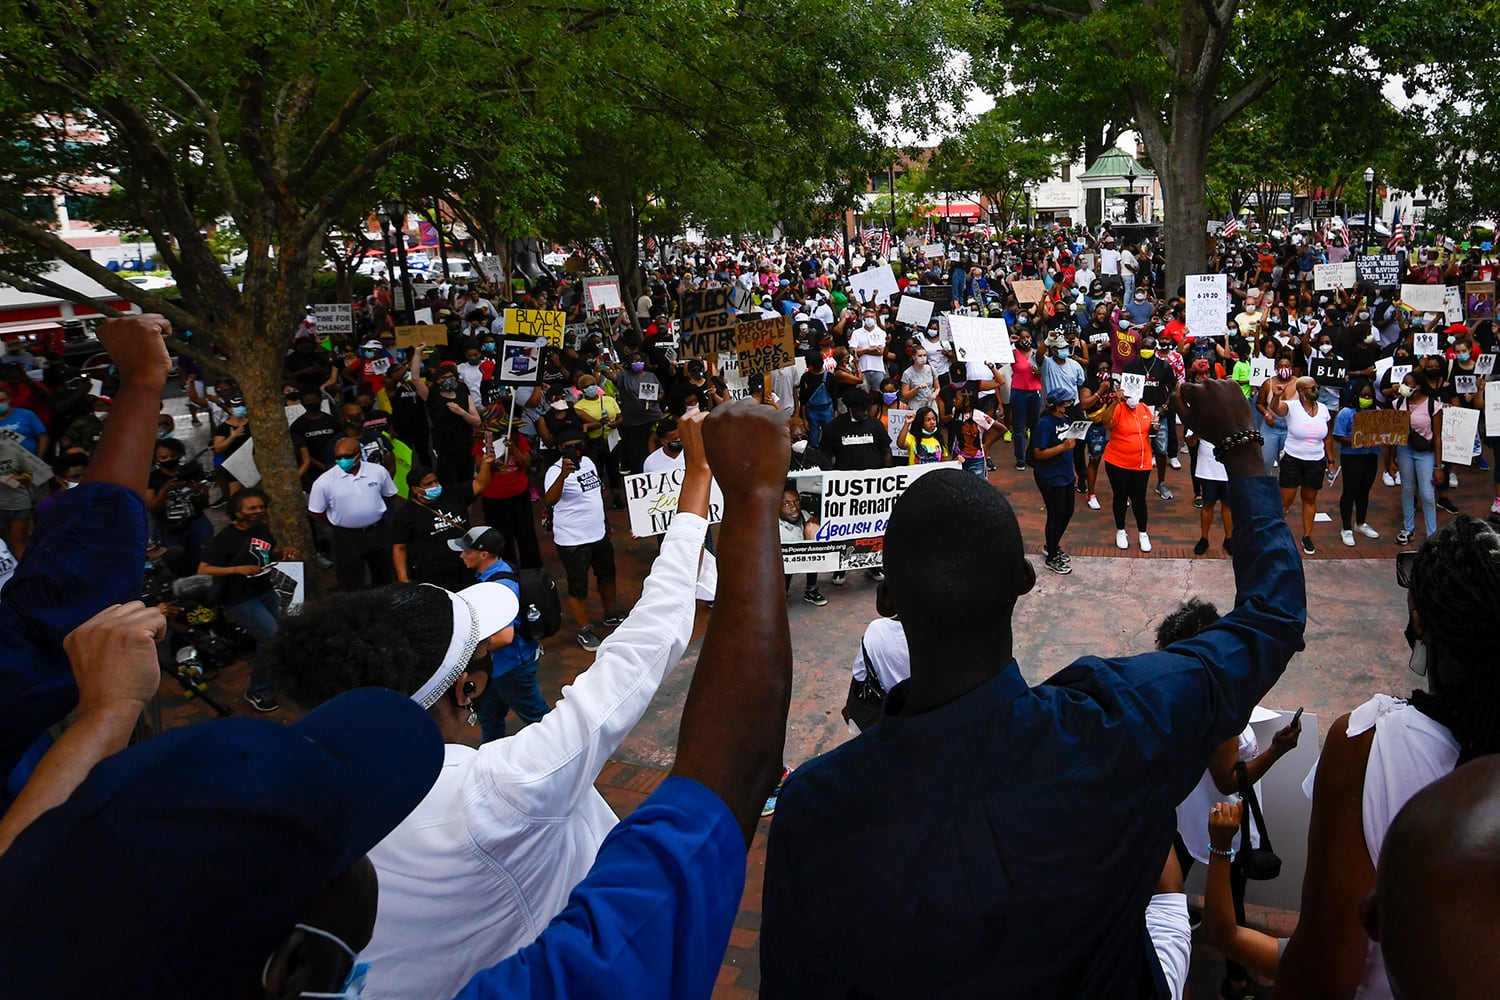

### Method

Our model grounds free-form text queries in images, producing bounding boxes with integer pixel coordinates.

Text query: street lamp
[1363,167,1376,247]
[1024,182,1033,230]
[1124,168,1139,224]
[383,198,415,323]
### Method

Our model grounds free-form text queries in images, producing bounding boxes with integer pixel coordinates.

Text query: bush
[307,271,375,304]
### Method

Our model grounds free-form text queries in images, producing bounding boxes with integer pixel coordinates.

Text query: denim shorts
[1086,423,1108,461]
[0,506,33,527]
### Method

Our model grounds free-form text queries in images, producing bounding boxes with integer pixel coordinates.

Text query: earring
[465,702,479,727]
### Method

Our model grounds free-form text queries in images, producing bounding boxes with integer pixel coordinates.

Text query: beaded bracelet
[1216,429,1264,456]
[1209,846,1236,860]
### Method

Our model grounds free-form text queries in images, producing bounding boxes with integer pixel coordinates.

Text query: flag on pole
[1387,211,1406,253]
[644,233,658,256]
[832,233,845,258]
[878,229,892,260]
[1221,215,1239,239]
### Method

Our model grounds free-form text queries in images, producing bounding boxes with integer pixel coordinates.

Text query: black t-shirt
[147,468,203,525]
[798,368,834,408]
[823,414,888,470]
[542,409,586,451]
[290,411,340,470]
[427,385,475,454]
[201,523,276,605]
[390,483,473,581]
[1123,356,1176,408]
[213,421,251,459]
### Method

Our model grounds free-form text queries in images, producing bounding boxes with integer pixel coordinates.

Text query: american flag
[1222,215,1239,239]
[831,233,844,258]
[643,234,658,256]
[740,237,754,254]
[878,229,892,259]
[1387,211,1406,253]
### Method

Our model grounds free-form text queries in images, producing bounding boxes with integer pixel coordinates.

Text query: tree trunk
[1159,106,1211,297]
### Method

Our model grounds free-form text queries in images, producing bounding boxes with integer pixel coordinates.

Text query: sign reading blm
[679,288,737,359]
[735,315,796,378]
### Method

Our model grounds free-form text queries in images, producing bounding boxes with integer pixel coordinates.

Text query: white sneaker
[1116,529,1129,550]
[1169,457,1182,470]
[1394,471,1402,485]
[1088,493,1101,510]
[1357,523,1381,539]
[1138,532,1152,553]
[1341,529,1356,547]
[1383,471,1396,487]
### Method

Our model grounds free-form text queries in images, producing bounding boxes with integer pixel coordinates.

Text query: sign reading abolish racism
[779,463,957,572]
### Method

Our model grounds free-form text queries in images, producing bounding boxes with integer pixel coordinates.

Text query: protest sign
[582,275,623,313]
[1118,373,1147,399]
[1185,274,1229,338]
[624,468,725,537]
[941,313,1013,367]
[497,338,543,384]
[476,255,505,282]
[313,303,353,334]
[637,380,659,402]
[1355,254,1402,288]
[1313,262,1357,292]
[886,408,913,456]
[0,433,53,483]
[564,322,589,349]
[1250,357,1275,388]
[413,307,433,326]
[1011,279,1047,305]
[848,264,900,305]
[779,464,957,572]
[1444,286,1465,325]
[1456,375,1478,396]
[394,324,444,351]
[735,315,796,378]
[894,294,935,328]
[921,242,946,259]
[1412,332,1439,357]
[220,439,260,487]
[265,562,307,611]
[717,352,751,399]
[1309,356,1348,387]
[504,309,565,349]
[1476,353,1496,376]
[1487,383,1500,427]
[1400,284,1447,313]
[679,288,737,359]
[1442,407,1479,466]
[1466,282,1495,319]
[1352,409,1410,449]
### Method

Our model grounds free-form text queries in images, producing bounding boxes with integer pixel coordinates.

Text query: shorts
[556,537,616,598]
[0,506,32,527]
[1086,423,1109,461]
[1279,454,1327,490]
[1147,893,1191,1000]
[1199,479,1228,504]
[1150,423,1168,457]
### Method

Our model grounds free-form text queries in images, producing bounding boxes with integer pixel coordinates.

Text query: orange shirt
[1103,400,1155,471]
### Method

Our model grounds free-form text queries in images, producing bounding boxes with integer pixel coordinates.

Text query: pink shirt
[1010,350,1042,391]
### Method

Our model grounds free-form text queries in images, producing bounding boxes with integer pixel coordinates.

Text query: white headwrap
[410,585,483,710]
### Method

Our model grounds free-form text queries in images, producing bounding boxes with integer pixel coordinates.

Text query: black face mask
[439,378,458,391]
[345,417,364,430]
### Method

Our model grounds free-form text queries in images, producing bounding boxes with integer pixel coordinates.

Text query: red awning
[925,204,985,218]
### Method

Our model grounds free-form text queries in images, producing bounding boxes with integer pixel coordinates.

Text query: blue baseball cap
[0,687,443,997]
[1046,387,1075,405]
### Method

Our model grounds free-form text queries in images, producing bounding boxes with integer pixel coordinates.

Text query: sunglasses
[1396,550,1417,589]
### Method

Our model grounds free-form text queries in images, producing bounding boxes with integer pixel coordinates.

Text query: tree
[929,112,1063,226]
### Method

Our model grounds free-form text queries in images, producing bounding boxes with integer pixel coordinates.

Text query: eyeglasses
[1396,550,1417,589]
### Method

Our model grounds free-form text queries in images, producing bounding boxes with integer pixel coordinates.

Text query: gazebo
[1079,149,1157,228]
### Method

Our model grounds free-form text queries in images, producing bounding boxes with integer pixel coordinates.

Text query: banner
[680,288,737,359]
[582,275,623,312]
[1312,262,1356,292]
[1401,284,1447,313]
[779,463,958,572]
[1442,407,1479,466]
[313,303,353,334]
[497,338,543,384]
[1184,273,1228,338]
[894,294,935,328]
[1351,409,1410,449]
[623,468,725,537]
[1355,254,1401,288]
[1011,279,1047,305]
[394,323,444,351]
[505,308,565,349]
[735,315,796,378]
[848,264,900,305]
[940,313,1013,367]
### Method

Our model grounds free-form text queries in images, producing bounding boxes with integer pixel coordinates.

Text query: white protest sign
[1250,357,1275,388]
[623,468,724,536]
[1060,420,1093,441]
[895,294,935,328]
[313,303,354,334]
[1486,383,1500,426]
[1477,353,1496,376]
[1185,273,1229,338]
[266,562,307,610]
[1413,332,1439,356]
[779,463,959,573]
[1442,407,1479,466]
[886,408,913,456]
[583,275,624,312]
[1444,286,1465,325]
[1456,375,1478,395]
[717,352,750,399]
[220,439,260,487]
[1401,283,1447,313]
[367,357,391,376]
[414,307,433,325]
[1313,262,1357,292]
[1118,372,1147,400]
[921,243,946,259]
[941,313,1014,367]
[847,264,900,306]
[0,434,53,482]
[637,380,659,402]
[1390,365,1412,387]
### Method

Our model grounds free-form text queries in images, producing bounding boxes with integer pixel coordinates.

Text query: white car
[124,275,177,291]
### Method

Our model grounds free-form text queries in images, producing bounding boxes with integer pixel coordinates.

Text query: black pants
[1340,452,1380,530]
[620,424,654,475]
[1106,463,1151,532]
[785,573,818,592]
[586,437,624,492]
[1036,479,1076,557]
[331,522,395,591]
[482,493,544,569]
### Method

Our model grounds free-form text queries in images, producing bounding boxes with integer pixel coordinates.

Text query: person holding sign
[1029,388,1080,574]
[896,407,946,465]
[1393,368,1446,546]
[1269,377,1333,555]
[1094,374,1160,552]
[1332,380,1384,547]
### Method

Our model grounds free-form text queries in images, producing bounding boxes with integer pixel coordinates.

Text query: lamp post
[383,198,415,323]
[1024,183,1034,230]
[1363,166,1376,249]
[1125,167,1139,224]
[375,207,394,283]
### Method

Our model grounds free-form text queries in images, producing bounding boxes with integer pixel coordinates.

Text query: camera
[562,442,586,466]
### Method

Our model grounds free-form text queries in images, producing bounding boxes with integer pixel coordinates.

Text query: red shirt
[478,432,531,500]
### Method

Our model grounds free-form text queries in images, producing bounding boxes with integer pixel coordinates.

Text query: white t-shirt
[851,617,911,692]
[1195,439,1228,482]
[1174,725,1263,865]
[1100,248,1121,275]
[544,456,606,546]
[851,326,887,375]
[641,446,684,474]
[1283,400,1330,461]
[920,333,951,377]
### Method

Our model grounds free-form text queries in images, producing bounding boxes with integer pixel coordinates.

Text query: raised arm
[82,314,172,497]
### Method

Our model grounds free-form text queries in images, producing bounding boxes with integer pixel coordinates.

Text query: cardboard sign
[1465,282,1495,319]
[847,264,900,305]
[1476,353,1496,376]
[941,314,1013,367]
[1442,406,1479,466]
[582,275,623,312]
[1309,356,1348,386]
[504,308,565,349]
[313,303,353,333]
[886,408,913,456]
[1400,283,1447,313]
[679,288,737,360]
[1011,279,1047,306]
[1356,254,1402,288]
[1487,382,1500,427]
[1351,409,1410,449]
[778,463,959,572]
[1456,375,1478,395]
[735,315,796,378]
[624,468,725,537]
[894,294,935,328]
[1185,273,1229,339]
[1413,332,1439,357]
[394,324,444,351]
[1313,262,1357,292]
[1250,357,1275,388]
[497,338,543,384]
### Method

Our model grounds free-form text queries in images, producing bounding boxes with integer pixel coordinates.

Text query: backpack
[807,372,832,410]
[492,568,563,641]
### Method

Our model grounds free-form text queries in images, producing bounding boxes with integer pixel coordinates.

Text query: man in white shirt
[851,315,889,394]
[1120,245,1139,300]
[308,437,397,589]
[542,434,621,651]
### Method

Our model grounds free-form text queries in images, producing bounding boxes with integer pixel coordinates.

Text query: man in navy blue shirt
[761,380,1307,997]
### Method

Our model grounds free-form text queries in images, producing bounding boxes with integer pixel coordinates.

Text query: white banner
[895,294,935,328]
[941,313,1013,367]
[779,463,959,572]
[1442,406,1478,465]
[623,469,725,537]
[1312,262,1357,292]
[847,264,900,306]
[1400,283,1447,313]
[1184,273,1228,339]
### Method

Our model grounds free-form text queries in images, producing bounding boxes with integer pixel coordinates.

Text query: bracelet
[1215,429,1263,456]
[1209,846,1236,860]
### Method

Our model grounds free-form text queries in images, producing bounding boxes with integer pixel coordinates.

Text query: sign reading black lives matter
[779,463,957,572]
[735,315,796,379]
[679,288,737,359]
[1355,254,1403,289]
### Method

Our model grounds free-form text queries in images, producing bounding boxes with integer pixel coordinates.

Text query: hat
[1045,387,1074,405]
[361,339,383,349]
[437,360,458,371]
[1191,358,1211,374]
[0,688,442,998]
[1445,322,1469,335]
[448,525,508,557]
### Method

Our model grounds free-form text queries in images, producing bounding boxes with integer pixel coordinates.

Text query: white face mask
[791,439,809,454]
[862,318,876,329]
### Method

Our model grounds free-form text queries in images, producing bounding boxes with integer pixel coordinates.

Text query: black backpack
[492,568,563,641]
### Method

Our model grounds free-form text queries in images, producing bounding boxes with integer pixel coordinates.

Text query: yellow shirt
[573,394,620,440]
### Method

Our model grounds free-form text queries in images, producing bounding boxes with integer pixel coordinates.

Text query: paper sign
[1390,365,1412,387]
[1352,409,1410,449]
[367,357,391,376]
[1011,279,1047,305]
[564,322,589,349]
[1442,406,1479,466]
[1118,373,1146,399]
[1476,354,1496,376]
[1401,284,1447,313]
[220,439,260,487]
[314,303,354,333]
[847,264,900,305]
[413,307,433,325]
[0,435,53,482]
[895,294,935,328]
[1309,357,1348,386]
[886,408,913,456]
[1060,420,1093,441]
[624,469,724,536]
[1456,375,1478,395]
[1313,262,1357,291]
[1250,357,1275,388]
[922,243,946,259]
[637,380,659,402]
[264,561,307,611]
[1466,282,1495,319]
[679,288,737,359]
[717,352,750,399]
[1413,332,1439,356]
[735,315,796,377]
[583,275,623,312]
[778,463,959,572]
[497,338,543,384]
[941,314,1013,367]
[1444,286,1465,325]
[1356,254,1402,288]
[505,309,565,349]
[394,324,444,351]
[1185,273,1229,339]
[1487,383,1500,427]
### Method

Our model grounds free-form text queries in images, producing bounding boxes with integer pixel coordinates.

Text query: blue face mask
[265,923,367,1000]
[1458,350,1472,362]
[482,342,496,353]
[157,428,174,439]
[882,391,898,405]
[0,403,10,416]
[1056,348,1070,359]
[423,485,443,500]
[231,406,249,418]
[336,456,358,472]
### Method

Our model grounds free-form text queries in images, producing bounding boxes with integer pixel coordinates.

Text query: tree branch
[289,79,376,189]
[1003,0,1088,23]
[295,134,412,251]
[0,267,129,319]
[145,52,244,222]
[1211,70,1277,131]
[1139,0,1179,65]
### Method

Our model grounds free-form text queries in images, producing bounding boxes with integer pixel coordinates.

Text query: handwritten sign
[1313,262,1357,292]
[717,352,750,399]
[1356,254,1402,288]
[1351,409,1410,449]
[894,294,935,328]
[886,408,913,456]
[314,303,353,333]
[1250,357,1275,388]
[394,324,445,351]
[1442,406,1479,466]
[735,315,796,378]
[624,468,725,536]
[1185,273,1229,339]
[504,309,565,349]
[847,264,900,306]
[1011,279,1047,305]
[582,275,623,312]
[1444,286,1465,325]
[1487,383,1500,428]
[679,288,737,359]
[940,314,1013,367]
[1401,284,1447,314]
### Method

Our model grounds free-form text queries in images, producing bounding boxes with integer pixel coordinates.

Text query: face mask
[1318,344,1332,355]
[629,361,646,373]
[482,342,496,353]
[362,350,376,359]
[265,923,368,1000]
[0,403,9,416]
[664,439,683,453]
[1139,349,1154,360]
[863,318,876,329]
[441,377,461,392]
[1458,350,1472,362]
[336,456,358,471]
[1123,395,1141,408]
[231,406,249,418]
[1056,348,1070,359]
[157,427,174,439]
[1398,384,1415,397]
[582,385,601,400]
[950,379,966,389]
[465,357,481,366]
[881,391,898,405]
[64,479,80,489]
[1277,367,1292,380]
[791,439,809,454]
[913,355,928,367]
[549,399,568,411]
[422,485,443,500]
[1016,341,1032,352]
[1358,397,1374,409]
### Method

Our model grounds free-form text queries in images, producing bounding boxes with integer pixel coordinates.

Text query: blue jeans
[223,589,281,694]
[157,515,213,570]
[1396,445,1438,537]
[1010,389,1042,464]
[806,405,834,449]
[1261,414,1288,469]
[962,455,987,477]
[477,651,549,742]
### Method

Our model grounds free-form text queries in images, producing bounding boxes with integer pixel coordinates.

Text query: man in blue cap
[1029,385,1085,574]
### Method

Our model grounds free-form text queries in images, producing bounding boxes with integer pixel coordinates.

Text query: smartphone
[1291,706,1304,729]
